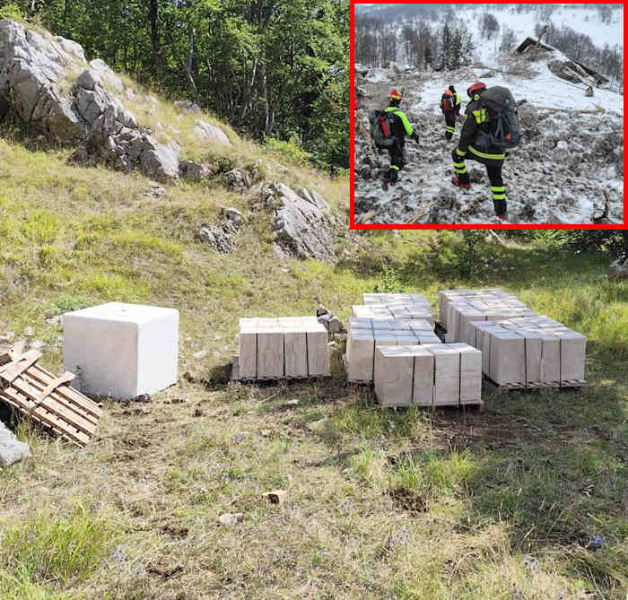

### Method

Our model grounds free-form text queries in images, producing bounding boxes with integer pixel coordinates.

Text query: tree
[500,26,516,53]
[480,12,499,40]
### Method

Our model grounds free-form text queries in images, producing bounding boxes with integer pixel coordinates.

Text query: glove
[410,132,419,144]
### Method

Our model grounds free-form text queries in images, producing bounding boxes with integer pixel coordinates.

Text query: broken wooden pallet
[0,350,103,447]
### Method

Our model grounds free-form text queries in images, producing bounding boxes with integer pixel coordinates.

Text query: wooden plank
[20,371,99,428]
[1,386,90,446]
[0,350,42,383]
[28,365,103,419]
[29,372,75,411]
[9,378,97,437]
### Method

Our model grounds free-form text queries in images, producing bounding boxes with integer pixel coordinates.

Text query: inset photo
[352,3,624,226]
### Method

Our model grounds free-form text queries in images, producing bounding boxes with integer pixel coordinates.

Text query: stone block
[238,317,329,380]
[63,302,178,399]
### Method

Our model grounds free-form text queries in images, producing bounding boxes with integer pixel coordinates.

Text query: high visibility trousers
[444,111,456,140]
[385,143,405,184]
[451,148,507,217]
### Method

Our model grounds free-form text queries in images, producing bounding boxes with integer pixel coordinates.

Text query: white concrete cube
[63,302,179,399]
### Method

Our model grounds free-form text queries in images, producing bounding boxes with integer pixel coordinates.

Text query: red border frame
[349,0,627,230]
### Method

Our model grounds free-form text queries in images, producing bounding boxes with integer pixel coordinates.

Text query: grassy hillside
[1,126,627,599]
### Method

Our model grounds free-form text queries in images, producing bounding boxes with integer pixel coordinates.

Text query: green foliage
[0,3,25,22]
[373,263,405,293]
[48,294,93,315]
[1,504,117,585]
[266,135,312,166]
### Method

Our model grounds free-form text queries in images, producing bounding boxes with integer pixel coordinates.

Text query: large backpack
[368,109,398,148]
[441,93,453,112]
[474,86,522,150]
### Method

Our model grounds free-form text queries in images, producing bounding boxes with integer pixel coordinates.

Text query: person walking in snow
[380,89,419,190]
[439,85,461,140]
[451,82,515,221]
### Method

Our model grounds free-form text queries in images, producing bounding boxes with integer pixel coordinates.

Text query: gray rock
[272,183,336,261]
[218,513,244,526]
[222,207,242,228]
[174,100,201,113]
[139,139,179,182]
[89,58,123,92]
[300,188,331,213]
[0,420,30,467]
[223,168,251,190]
[317,313,346,334]
[198,226,235,254]
[193,119,231,146]
[77,69,100,91]
[179,160,210,182]
[610,257,628,280]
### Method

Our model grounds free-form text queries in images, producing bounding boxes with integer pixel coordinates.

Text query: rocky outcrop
[0,19,231,182]
[198,207,243,253]
[270,183,336,261]
[0,420,30,467]
[610,256,628,280]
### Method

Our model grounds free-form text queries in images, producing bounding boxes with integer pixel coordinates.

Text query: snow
[411,58,623,118]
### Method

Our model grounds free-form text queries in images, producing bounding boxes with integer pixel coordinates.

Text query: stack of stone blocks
[238,317,329,380]
[439,289,536,343]
[346,317,441,383]
[468,316,586,386]
[374,343,482,407]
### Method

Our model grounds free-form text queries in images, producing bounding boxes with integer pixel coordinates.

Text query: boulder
[610,257,628,280]
[174,100,201,113]
[300,188,331,213]
[0,420,30,467]
[193,119,231,146]
[272,183,336,261]
[223,168,251,190]
[180,160,211,182]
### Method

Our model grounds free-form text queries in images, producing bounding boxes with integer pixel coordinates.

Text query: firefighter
[439,85,461,140]
[381,89,419,190]
[451,82,508,221]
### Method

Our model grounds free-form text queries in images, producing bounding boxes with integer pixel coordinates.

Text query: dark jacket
[456,91,505,162]
[384,106,415,147]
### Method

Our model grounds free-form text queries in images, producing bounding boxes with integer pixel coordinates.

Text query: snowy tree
[500,26,516,53]
[480,13,499,40]
[598,5,612,24]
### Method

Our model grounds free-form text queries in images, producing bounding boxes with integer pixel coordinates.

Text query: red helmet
[467,82,486,98]
[388,89,403,101]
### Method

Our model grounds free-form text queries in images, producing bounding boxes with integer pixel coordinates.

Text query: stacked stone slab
[352,304,434,326]
[468,316,586,386]
[346,318,441,383]
[362,293,431,308]
[438,289,536,342]
[374,343,482,408]
[239,317,329,380]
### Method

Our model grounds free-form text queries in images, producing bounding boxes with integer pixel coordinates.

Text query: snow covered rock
[0,420,30,467]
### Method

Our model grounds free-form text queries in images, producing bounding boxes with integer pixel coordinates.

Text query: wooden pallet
[0,350,104,446]
[231,355,330,383]
[483,375,587,392]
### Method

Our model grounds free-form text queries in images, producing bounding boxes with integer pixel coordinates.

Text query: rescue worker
[381,89,419,190]
[451,82,509,221]
[439,85,461,140]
